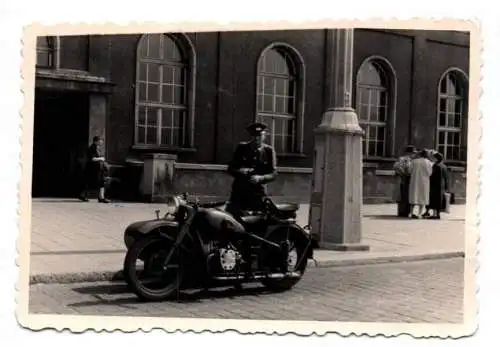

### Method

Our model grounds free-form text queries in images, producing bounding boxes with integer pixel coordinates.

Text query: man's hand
[249,175,264,184]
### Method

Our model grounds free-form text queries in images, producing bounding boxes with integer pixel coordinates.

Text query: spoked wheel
[123,234,184,302]
[259,225,309,292]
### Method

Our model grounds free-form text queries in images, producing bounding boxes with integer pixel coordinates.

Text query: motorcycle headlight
[163,195,181,220]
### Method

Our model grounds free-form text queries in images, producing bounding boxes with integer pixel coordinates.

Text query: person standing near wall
[78,136,110,203]
[427,152,449,219]
[394,145,416,217]
[226,122,278,218]
[408,149,434,219]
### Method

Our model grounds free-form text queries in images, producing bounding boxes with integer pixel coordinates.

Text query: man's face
[253,131,266,145]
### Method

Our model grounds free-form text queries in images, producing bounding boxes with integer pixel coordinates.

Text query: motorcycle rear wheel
[124,234,184,302]
[259,226,309,292]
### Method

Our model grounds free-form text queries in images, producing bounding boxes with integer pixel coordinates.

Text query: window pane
[147,64,160,83]
[36,52,51,67]
[358,88,370,105]
[439,112,447,127]
[173,67,184,84]
[378,105,387,122]
[147,107,158,126]
[275,79,287,96]
[146,126,157,145]
[376,127,385,142]
[454,113,462,128]
[451,132,460,146]
[138,63,147,81]
[162,36,176,61]
[439,98,447,112]
[447,99,455,114]
[262,95,274,112]
[147,84,159,102]
[263,77,274,95]
[137,106,146,125]
[257,95,264,112]
[138,82,147,102]
[380,91,389,108]
[368,141,376,156]
[146,35,161,58]
[369,105,379,122]
[358,104,369,121]
[454,99,463,115]
[161,85,173,104]
[376,141,384,156]
[438,131,446,146]
[161,109,173,128]
[440,78,447,94]
[162,66,173,84]
[173,86,184,104]
[136,126,146,144]
[371,91,380,106]
[275,96,286,114]
[438,145,445,156]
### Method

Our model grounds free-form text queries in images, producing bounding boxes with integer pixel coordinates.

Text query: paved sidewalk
[28,198,467,284]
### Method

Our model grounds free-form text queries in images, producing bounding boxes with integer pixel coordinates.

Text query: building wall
[34,29,471,204]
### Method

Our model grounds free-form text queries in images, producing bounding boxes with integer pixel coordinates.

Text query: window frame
[255,42,306,156]
[35,35,60,69]
[355,55,397,160]
[133,33,197,151]
[435,67,469,163]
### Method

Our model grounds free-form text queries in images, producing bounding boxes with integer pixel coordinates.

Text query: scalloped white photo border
[14,18,481,338]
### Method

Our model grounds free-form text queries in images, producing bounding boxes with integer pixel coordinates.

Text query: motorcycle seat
[240,215,265,224]
[275,203,299,213]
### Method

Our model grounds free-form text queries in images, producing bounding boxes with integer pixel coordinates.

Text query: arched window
[36,36,56,68]
[437,69,468,161]
[256,44,304,154]
[355,58,395,158]
[134,33,195,148]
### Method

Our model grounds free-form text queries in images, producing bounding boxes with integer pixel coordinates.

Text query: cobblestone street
[29,258,464,323]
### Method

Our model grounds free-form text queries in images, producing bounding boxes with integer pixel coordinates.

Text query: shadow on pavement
[69,281,278,308]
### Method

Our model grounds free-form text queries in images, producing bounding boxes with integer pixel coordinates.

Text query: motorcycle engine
[218,244,241,272]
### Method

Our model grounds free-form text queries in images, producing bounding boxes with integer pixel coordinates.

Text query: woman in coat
[428,152,449,219]
[408,149,434,218]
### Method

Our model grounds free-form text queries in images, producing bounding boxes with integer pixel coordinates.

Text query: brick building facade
[32,28,470,203]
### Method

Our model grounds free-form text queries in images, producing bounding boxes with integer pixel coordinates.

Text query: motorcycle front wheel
[124,234,184,302]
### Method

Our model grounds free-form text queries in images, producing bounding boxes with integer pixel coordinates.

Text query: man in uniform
[226,122,278,218]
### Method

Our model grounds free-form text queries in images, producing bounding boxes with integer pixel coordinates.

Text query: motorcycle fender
[124,219,179,249]
[266,223,314,259]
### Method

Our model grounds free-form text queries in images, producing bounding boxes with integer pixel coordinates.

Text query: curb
[29,251,465,285]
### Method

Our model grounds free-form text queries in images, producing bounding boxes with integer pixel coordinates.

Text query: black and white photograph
[16,20,479,337]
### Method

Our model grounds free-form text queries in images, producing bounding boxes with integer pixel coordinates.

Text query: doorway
[32,89,90,198]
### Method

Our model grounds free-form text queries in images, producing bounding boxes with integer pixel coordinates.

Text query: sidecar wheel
[124,235,184,302]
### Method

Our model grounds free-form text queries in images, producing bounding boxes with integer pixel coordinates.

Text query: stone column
[309,29,369,251]
[140,153,178,203]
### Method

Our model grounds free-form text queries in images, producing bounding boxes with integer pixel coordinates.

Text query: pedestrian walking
[78,136,110,203]
[393,145,416,217]
[408,149,434,219]
[427,152,449,219]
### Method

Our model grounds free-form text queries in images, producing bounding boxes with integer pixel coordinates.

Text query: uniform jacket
[227,141,277,205]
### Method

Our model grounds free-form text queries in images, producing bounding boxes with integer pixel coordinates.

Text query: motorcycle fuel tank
[198,208,246,236]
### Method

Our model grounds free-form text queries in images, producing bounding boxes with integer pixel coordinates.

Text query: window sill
[277,152,308,159]
[132,145,197,154]
[363,156,397,163]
